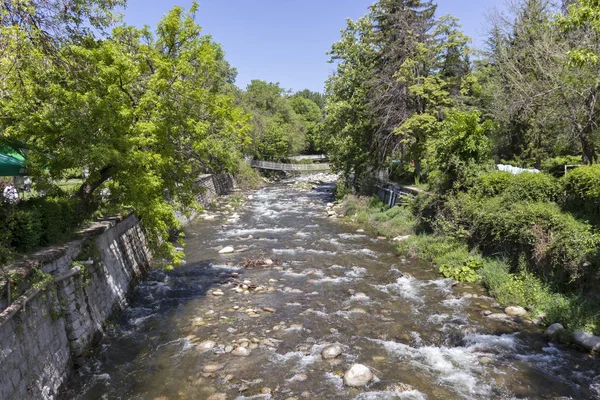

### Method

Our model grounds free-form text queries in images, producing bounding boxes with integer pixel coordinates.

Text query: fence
[287,154,328,161]
[250,160,331,171]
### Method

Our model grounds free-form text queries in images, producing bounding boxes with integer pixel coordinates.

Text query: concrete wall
[0,214,151,400]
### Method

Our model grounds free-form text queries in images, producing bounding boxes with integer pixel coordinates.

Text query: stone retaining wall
[0,173,236,400]
[0,214,150,400]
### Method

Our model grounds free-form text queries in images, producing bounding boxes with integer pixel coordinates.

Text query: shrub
[456,196,600,288]
[0,195,88,265]
[563,164,600,223]
[471,171,561,202]
[335,178,350,200]
[234,160,264,190]
[541,155,582,178]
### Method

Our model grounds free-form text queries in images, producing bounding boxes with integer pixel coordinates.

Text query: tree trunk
[581,131,597,164]
[76,165,115,204]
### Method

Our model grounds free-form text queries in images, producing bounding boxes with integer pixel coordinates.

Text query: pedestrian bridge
[250,159,331,172]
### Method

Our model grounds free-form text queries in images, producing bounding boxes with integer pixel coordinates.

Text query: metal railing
[287,154,328,161]
[250,160,331,171]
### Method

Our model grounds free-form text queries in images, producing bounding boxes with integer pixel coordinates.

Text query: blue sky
[122,1,502,93]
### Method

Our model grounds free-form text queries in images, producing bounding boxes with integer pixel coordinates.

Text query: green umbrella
[0,151,26,176]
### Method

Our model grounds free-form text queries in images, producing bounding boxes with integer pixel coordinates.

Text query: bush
[452,195,600,288]
[0,196,88,265]
[335,178,351,200]
[563,164,600,223]
[471,171,561,202]
[234,160,264,190]
[541,155,582,177]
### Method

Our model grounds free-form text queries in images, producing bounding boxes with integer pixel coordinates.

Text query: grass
[343,195,415,238]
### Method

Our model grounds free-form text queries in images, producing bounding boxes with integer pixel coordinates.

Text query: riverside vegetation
[320,0,600,341]
[338,165,600,337]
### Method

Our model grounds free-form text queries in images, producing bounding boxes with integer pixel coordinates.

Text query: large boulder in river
[544,323,565,338]
[321,344,343,359]
[344,364,374,387]
[505,306,527,317]
[572,332,600,352]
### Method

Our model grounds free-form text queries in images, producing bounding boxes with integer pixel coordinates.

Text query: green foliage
[30,268,54,289]
[234,160,264,190]
[470,171,561,202]
[429,110,493,191]
[440,193,600,288]
[1,3,251,263]
[0,196,87,264]
[341,195,416,238]
[563,164,600,222]
[241,80,313,159]
[541,155,583,177]
[439,257,483,283]
[335,179,351,200]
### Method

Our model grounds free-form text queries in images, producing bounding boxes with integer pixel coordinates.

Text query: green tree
[1,3,250,262]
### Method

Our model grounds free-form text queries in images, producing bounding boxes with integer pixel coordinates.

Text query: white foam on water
[270,347,323,371]
[350,248,378,257]
[302,309,329,318]
[463,333,519,353]
[286,302,302,307]
[346,266,367,278]
[427,314,450,324]
[441,297,467,308]
[426,278,455,294]
[305,224,320,228]
[273,248,297,255]
[314,276,353,284]
[348,293,371,303]
[295,232,311,238]
[338,233,368,240]
[329,264,345,270]
[353,390,428,400]
[283,270,307,278]
[374,276,424,303]
[226,227,293,236]
[324,372,345,391]
[210,263,242,271]
[236,395,272,400]
[371,338,492,398]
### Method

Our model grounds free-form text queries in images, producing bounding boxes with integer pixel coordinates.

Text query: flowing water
[64,178,600,400]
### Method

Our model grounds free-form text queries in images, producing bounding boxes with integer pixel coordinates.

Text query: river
[63,177,600,399]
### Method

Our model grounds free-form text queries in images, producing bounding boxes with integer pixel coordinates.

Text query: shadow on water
[62,179,600,400]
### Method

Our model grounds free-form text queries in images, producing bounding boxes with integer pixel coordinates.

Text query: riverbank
[335,193,600,352]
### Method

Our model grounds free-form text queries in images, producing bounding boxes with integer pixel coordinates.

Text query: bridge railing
[250,160,331,171]
[287,154,328,161]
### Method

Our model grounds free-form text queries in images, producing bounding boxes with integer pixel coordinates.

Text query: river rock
[198,340,217,352]
[505,306,527,317]
[219,246,234,254]
[212,290,224,296]
[356,229,365,233]
[207,394,227,400]
[262,307,277,313]
[544,323,565,338]
[344,364,374,387]
[202,364,224,373]
[572,331,600,352]
[321,344,343,359]
[232,346,251,356]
